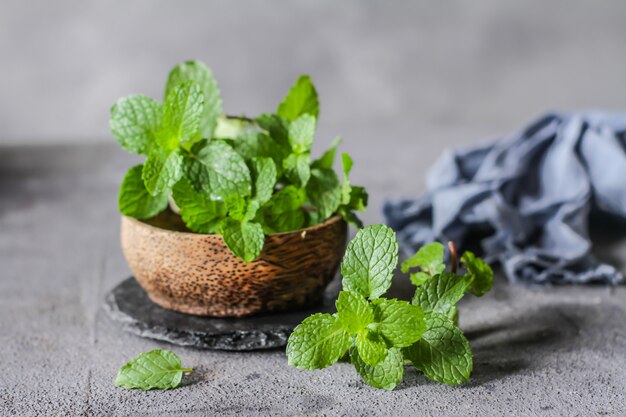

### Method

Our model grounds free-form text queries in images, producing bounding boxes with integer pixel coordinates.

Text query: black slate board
[104,277,338,350]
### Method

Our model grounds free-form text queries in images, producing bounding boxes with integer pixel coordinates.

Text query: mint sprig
[113,60,368,262]
[286,225,494,390]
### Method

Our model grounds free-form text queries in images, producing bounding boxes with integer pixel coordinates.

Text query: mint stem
[225,114,254,123]
[448,241,458,274]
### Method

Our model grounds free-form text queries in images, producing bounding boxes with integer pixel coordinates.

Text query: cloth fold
[384,112,626,284]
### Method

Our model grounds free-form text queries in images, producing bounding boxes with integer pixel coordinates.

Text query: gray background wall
[2,0,625,186]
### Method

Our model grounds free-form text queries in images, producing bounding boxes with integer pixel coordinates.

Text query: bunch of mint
[286,224,493,390]
[111,61,367,262]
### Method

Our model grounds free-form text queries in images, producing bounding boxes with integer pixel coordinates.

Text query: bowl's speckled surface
[120,213,347,317]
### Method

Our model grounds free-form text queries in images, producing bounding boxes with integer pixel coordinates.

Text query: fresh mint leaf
[234,131,289,171]
[224,194,248,221]
[372,299,425,348]
[335,291,374,334]
[244,200,261,223]
[114,349,192,390]
[184,140,252,200]
[340,153,354,205]
[165,60,222,138]
[356,330,388,366]
[462,251,494,296]
[251,157,277,206]
[337,152,367,227]
[338,207,364,228]
[305,210,321,230]
[286,313,351,370]
[312,136,342,170]
[172,179,226,233]
[118,165,168,219]
[341,224,398,300]
[161,82,205,148]
[412,272,469,318]
[288,114,316,154]
[142,148,184,195]
[283,153,311,188]
[403,313,472,385]
[401,242,445,275]
[220,218,264,263]
[306,168,341,220]
[110,95,161,155]
[262,185,306,233]
[255,113,291,149]
[349,346,404,391]
[346,186,368,212]
[277,75,319,121]
[409,272,431,286]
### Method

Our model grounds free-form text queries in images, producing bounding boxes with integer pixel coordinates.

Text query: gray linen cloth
[384,112,626,284]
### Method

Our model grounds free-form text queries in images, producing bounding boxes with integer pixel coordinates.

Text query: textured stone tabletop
[1,144,625,416]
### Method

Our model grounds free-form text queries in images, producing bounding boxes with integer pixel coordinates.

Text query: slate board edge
[103,282,292,351]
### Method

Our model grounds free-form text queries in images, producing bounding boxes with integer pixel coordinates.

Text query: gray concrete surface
[0,145,625,417]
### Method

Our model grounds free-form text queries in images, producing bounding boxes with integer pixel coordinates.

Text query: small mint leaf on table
[277,75,319,121]
[349,346,404,391]
[114,349,192,390]
[356,329,388,366]
[220,218,265,263]
[372,298,425,348]
[403,313,472,385]
[172,179,226,233]
[142,148,184,195]
[165,60,222,139]
[161,82,205,148]
[341,224,398,300]
[306,168,341,221]
[118,165,168,219]
[462,251,494,296]
[401,242,445,276]
[412,272,469,318]
[335,291,374,334]
[287,313,351,370]
[184,140,252,201]
[110,95,161,155]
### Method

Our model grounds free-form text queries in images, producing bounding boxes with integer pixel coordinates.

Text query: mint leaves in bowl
[112,61,367,317]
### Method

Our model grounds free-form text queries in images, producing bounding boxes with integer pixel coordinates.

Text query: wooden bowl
[120,213,347,317]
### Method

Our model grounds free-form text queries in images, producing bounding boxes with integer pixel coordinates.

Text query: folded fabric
[384,112,626,285]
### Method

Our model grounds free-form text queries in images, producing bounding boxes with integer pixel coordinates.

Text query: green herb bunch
[111,60,367,262]
[286,224,493,390]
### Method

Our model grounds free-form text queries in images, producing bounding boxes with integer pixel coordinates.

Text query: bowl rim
[122,213,346,238]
